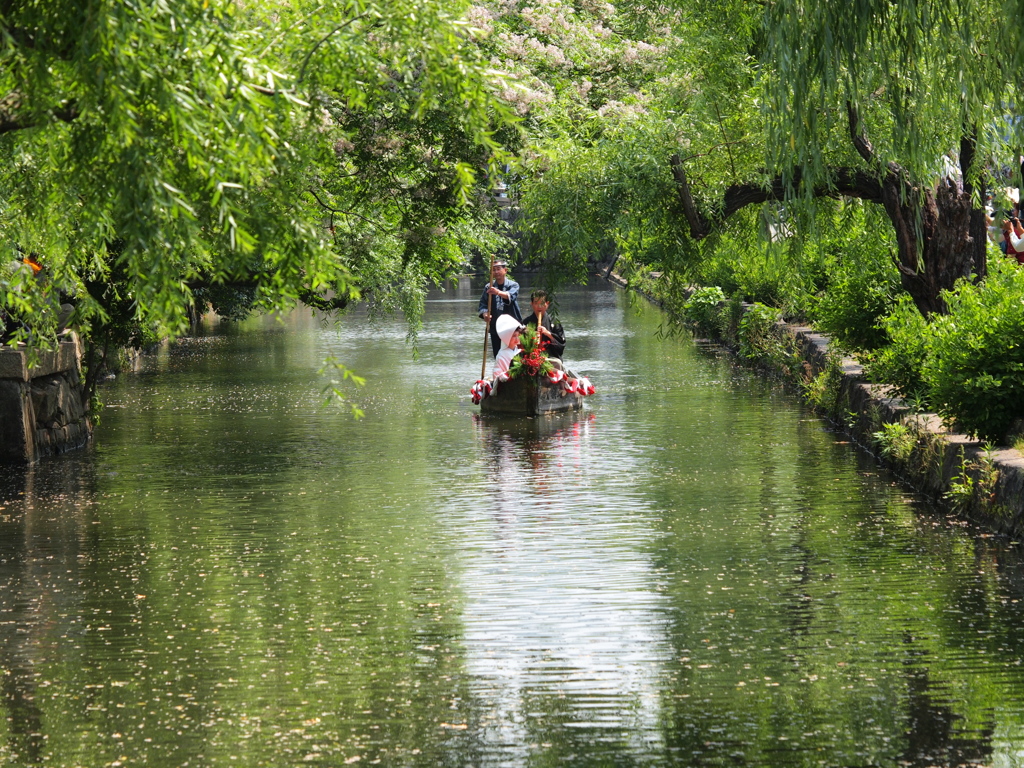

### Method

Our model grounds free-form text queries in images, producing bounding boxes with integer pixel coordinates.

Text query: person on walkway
[522,289,565,360]
[1003,218,1024,265]
[492,314,524,379]
[478,260,522,356]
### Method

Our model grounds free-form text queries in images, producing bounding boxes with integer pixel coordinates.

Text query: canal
[3,279,1024,767]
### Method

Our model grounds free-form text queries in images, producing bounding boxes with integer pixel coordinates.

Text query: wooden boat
[480,374,584,416]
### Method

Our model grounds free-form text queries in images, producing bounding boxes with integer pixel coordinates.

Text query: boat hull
[479,375,583,416]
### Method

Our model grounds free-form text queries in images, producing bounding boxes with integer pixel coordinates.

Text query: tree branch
[670,154,883,240]
[669,153,711,239]
[297,13,373,85]
[959,123,989,281]
[255,3,327,58]
[306,187,392,231]
[959,124,977,189]
[846,100,874,163]
[675,140,747,164]
[298,288,349,312]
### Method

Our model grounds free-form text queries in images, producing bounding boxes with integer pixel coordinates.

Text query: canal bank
[607,269,1024,534]
[792,324,1024,532]
[0,332,92,463]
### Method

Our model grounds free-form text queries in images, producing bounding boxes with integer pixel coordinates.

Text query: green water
[3,281,1024,767]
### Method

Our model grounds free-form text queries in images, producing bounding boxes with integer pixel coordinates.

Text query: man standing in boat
[522,289,565,361]
[478,260,522,356]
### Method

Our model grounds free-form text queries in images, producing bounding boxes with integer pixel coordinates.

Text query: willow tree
[0,0,511,354]
[672,0,1022,316]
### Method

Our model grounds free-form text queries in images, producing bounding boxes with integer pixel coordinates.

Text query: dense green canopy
[508,0,1024,317]
[0,0,512,356]
[7,0,1024,396]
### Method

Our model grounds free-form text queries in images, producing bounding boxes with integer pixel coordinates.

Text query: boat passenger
[478,260,522,356]
[522,289,565,361]
[492,315,525,379]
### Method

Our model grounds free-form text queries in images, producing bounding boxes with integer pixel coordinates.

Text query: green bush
[922,262,1024,442]
[803,352,844,418]
[866,262,1024,443]
[872,421,916,462]
[722,293,746,346]
[738,302,785,362]
[682,286,726,337]
[812,246,899,351]
[865,296,931,405]
[695,232,820,316]
[688,200,896,324]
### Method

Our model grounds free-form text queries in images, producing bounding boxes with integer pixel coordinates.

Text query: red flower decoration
[508,326,553,379]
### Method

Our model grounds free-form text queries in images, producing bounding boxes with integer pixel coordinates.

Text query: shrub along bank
[614,274,1024,535]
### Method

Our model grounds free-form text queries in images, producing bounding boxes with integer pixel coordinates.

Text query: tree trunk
[881,176,976,316]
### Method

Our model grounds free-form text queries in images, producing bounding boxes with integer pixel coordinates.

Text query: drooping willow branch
[0,95,78,135]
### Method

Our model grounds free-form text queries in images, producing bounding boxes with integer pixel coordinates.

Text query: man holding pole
[522,289,565,360]
[478,260,522,357]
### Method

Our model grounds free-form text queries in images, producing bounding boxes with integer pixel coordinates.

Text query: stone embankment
[0,333,92,463]
[791,325,1024,533]
[606,270,1024,534]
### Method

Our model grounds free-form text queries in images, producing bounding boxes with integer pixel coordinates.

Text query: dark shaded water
[3,281,1024,767]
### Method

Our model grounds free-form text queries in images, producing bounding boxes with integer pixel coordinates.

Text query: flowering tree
[462,0,683,287]
[469,0,667,122]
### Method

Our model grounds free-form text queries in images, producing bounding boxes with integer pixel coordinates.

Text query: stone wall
[789,325,1024,534]
[0,333,92,463]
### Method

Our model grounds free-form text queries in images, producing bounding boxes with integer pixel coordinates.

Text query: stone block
[0,348,28,381]
[53,334,82,374]
[0,333,82,382]
[34,428,52,454]
[30,377,61,426]
[54,378,73,425]
[0,379,33,462]
[31,374,85,428]
[66,383,85,422]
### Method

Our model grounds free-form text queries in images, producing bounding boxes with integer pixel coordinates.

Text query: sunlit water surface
[4,281,1024,767]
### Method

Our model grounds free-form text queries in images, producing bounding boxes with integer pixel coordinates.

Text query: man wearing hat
[478,260,522,356]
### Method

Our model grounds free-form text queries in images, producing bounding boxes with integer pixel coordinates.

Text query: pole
[481,251,496,379]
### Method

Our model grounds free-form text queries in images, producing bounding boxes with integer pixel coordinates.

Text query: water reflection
[3,283,1024,766]
[0,460,93,765]
[464,413,670,759]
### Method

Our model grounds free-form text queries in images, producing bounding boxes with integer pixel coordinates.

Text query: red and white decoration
[470,378,493,404]
[543,369,595,396]
[470,370,594,404]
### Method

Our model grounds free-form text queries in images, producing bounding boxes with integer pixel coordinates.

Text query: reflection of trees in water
[655,660,994,766]
[465,410,672,760]
[0,462,93,764]
[624,404,1010,765]
[514,686,654,767]
[898,641,994,768]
